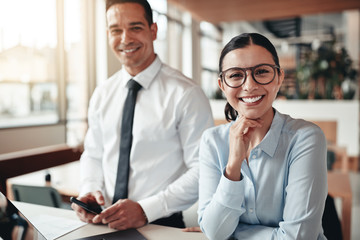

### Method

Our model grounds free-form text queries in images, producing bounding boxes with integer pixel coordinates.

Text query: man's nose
[121,30,133,44]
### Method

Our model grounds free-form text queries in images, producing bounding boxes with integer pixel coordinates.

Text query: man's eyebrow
[108,21,146,29]
[129,21,146,26]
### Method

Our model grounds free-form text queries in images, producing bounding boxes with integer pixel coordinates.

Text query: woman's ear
[275,68,285,92]
[278,68,285,86]
[272,69,285,101]
[218,77,225,92]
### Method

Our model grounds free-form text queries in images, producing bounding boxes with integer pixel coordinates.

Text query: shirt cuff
[214,173,245,211]
[137,194,165,223]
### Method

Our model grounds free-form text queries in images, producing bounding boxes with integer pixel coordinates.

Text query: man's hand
[71,191,105,223]
[92,199,147,230]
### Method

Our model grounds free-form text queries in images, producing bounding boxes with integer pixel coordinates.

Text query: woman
[198,33,328,240]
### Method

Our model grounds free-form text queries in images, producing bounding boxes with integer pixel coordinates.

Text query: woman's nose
[242,71,258,91]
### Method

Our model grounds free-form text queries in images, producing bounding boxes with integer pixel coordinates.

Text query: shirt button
[249,208,254,213]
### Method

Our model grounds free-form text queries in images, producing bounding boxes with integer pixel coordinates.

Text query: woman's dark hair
[106,0,153,26]
[219,33,281,122]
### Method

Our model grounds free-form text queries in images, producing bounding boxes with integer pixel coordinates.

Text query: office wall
[211,100,359,157]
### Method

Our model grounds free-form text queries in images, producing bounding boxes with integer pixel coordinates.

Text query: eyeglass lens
[224,64,276,87]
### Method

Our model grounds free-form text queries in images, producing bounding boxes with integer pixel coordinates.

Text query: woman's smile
[240,95,264,103]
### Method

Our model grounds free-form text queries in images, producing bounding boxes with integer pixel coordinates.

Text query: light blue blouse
[198,109,328,240]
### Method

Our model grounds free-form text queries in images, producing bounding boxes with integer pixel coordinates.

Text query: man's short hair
[106,0,153,26]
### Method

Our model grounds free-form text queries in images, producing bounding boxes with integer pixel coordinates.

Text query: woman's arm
[233,125,328,239]
[198,130,246,240]
[199,124,328,240]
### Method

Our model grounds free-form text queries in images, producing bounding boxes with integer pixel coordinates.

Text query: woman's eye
[255,69,270,76]
[229,72,244,79]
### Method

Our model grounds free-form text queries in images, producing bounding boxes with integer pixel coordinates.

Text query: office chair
[11,184,71,209]
[322,194,343,240]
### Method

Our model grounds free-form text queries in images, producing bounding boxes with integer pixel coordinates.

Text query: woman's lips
[240,95,264,103]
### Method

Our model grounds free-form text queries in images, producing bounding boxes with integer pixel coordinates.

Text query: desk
[12,201,208,240]
[9,164,352,240]
[327,171,352,240]
[0,144,82,196]
[7,161,81,201]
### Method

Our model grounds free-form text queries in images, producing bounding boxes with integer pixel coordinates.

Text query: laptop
[0,190,147,240]
[74,228,147,240]
[0,190,46,240]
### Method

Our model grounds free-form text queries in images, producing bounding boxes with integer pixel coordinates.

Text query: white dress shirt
[80,56,214,222]
[198,110,328,240]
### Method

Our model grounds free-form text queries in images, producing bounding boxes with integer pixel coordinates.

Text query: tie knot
[127,79,142,92]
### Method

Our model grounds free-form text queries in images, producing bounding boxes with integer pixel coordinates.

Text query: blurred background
[0,0,358,157]
[0,1,359,239]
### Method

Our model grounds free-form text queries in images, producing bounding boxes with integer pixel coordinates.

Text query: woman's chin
[239,111,262,120]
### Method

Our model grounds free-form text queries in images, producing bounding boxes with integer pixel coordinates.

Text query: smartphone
[70,197,102,215]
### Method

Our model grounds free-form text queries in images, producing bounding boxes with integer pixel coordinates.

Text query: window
[199,22,223,99]
[64,0,90,146]
[0,0,58,128]
[149,0,168,62]
[0,0,94,149]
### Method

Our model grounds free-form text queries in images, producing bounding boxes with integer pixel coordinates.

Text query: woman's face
[218,44,284,120]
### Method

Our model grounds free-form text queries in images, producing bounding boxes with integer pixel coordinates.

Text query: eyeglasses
[219,63,280,88]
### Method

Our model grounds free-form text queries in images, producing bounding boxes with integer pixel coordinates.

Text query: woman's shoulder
[277,111,325,140]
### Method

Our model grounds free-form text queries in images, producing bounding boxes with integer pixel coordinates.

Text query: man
[71,0,213,231]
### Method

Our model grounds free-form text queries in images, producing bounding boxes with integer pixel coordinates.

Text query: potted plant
[296,41,358,100]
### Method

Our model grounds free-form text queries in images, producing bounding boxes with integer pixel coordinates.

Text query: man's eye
[110,29,121,35]
[131,27,142,31]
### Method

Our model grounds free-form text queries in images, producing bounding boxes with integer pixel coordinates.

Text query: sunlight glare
[0,0,57,51]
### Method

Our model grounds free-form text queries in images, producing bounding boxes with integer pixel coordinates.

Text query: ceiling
[167,0,360,24]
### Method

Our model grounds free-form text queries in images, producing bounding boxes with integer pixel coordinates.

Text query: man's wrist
[141,207,148,224]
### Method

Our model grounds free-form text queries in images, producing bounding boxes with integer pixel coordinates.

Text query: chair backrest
[322,194,342,240]
[11,184,63,208]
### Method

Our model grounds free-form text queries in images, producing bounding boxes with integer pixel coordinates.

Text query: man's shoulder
[159,63,197,87]
[95,70,122,91]
[90,70,122,102]
[202,123,231,142]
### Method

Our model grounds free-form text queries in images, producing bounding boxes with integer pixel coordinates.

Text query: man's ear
[151,23,158,41]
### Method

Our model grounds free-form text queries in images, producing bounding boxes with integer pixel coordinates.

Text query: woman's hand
[182,226,202,232]
[225,116,263,181]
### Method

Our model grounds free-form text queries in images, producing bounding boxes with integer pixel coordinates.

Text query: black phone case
[70,197,102,214]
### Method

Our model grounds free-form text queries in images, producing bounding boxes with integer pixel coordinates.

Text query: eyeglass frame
[219,63,281,88]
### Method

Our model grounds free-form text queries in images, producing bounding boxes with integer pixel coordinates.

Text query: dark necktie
[113,79,142,203]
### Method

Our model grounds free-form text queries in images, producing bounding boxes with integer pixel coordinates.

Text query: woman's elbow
[199,220,232,240]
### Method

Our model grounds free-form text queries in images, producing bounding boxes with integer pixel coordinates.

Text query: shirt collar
[258,109,285,157]
[120,55,162,90]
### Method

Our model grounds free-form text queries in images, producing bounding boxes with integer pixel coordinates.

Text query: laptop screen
[0,190,46,240]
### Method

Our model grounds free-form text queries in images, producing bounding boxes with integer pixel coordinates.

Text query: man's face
[107,3,157,76]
